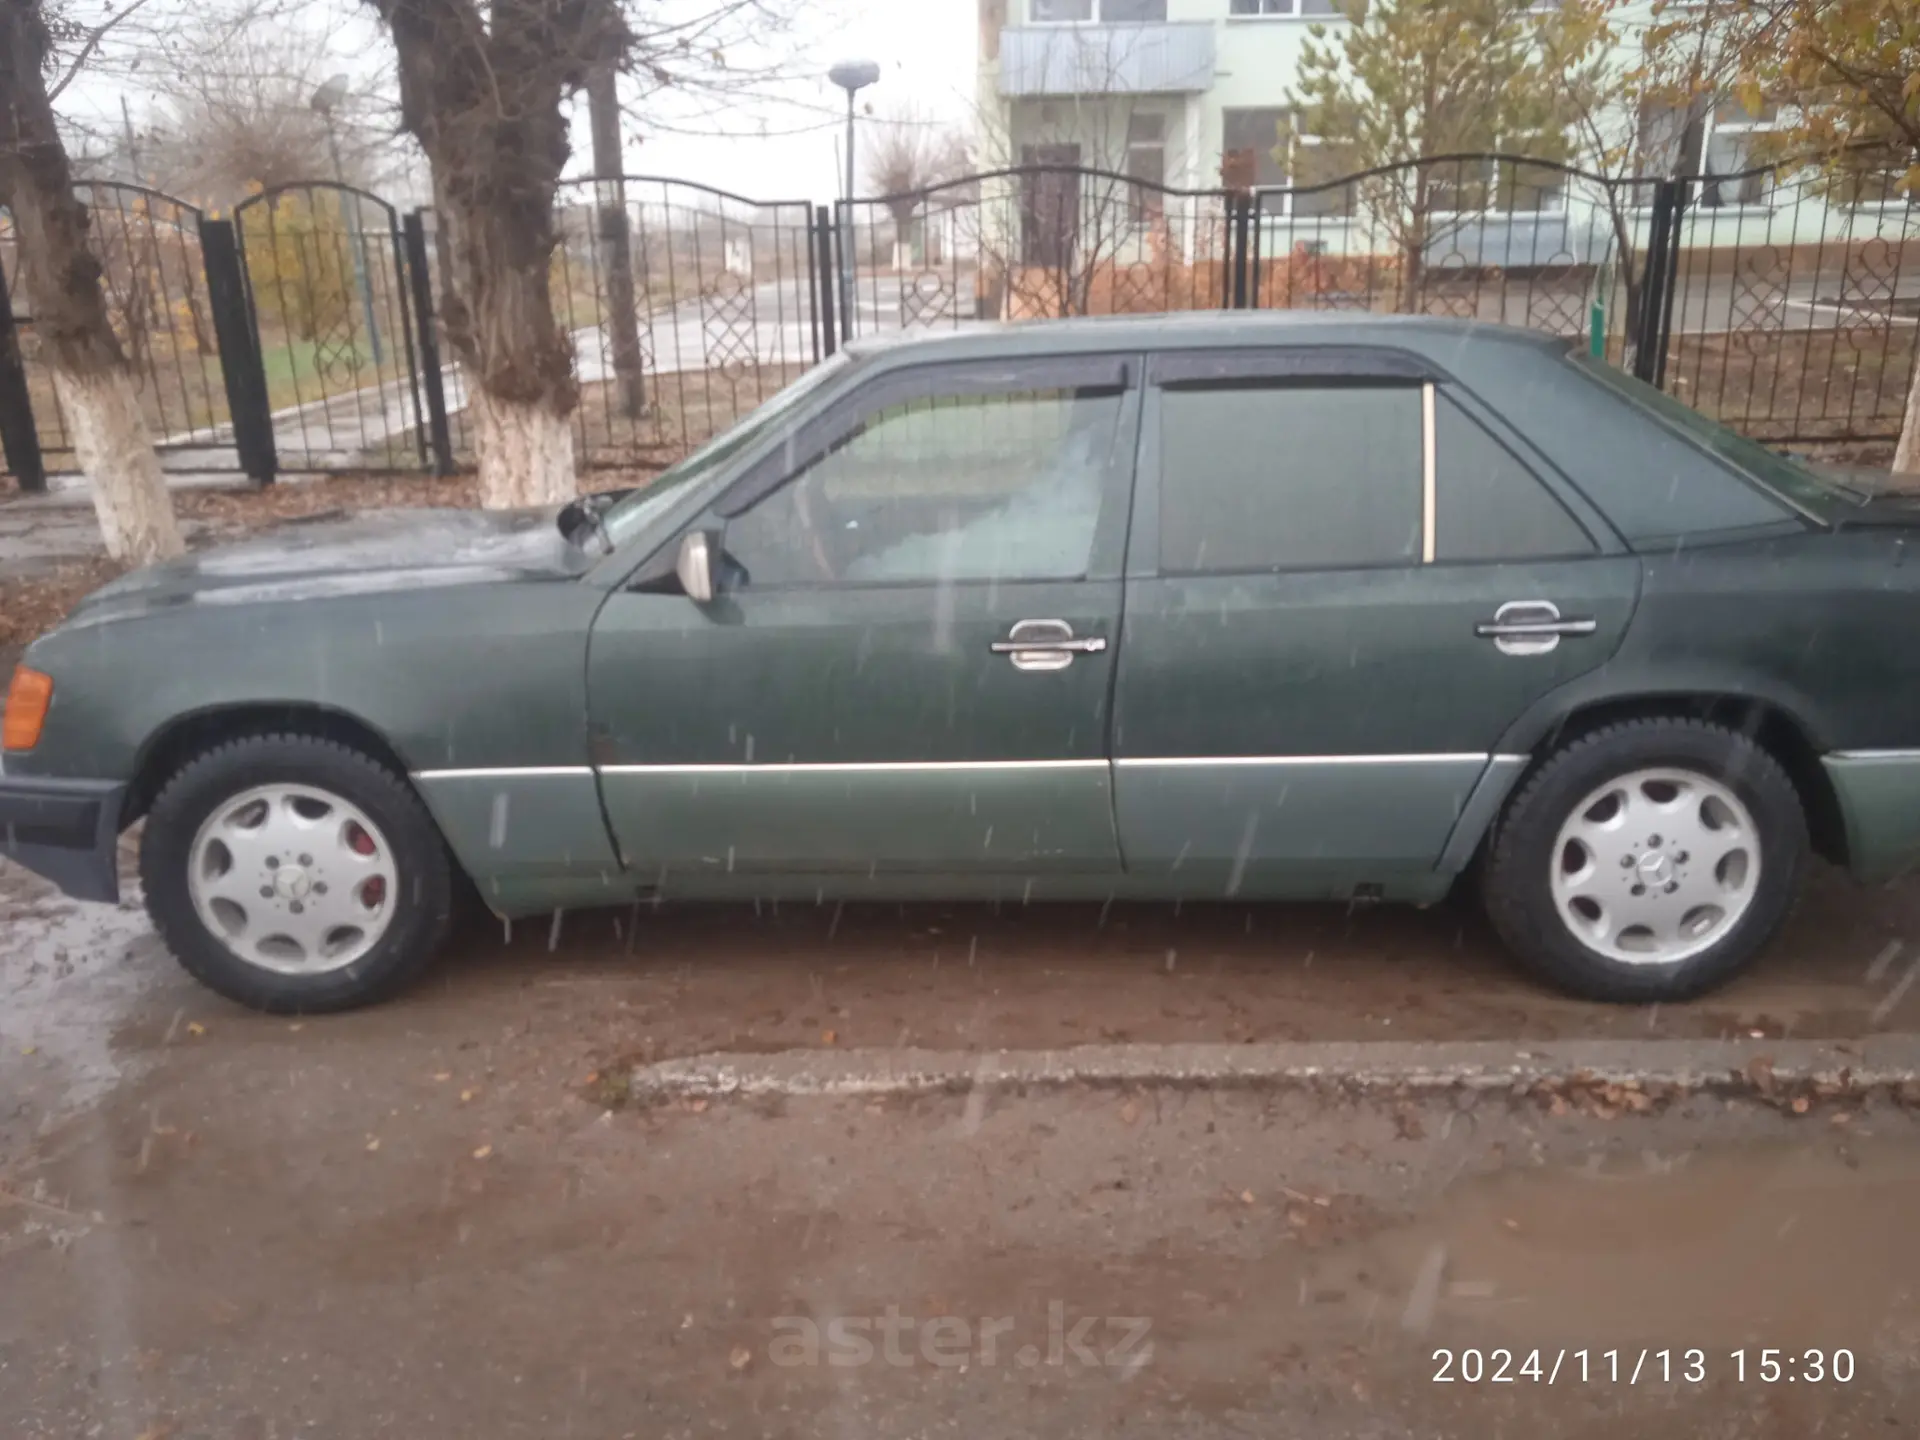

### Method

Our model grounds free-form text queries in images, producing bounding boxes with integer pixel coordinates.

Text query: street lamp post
[310,75,384,368]
[827,59,879,345]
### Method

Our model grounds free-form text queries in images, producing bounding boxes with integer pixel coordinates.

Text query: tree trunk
[435,189,580,509]
[0,0,183,563]
[587,64,645,420]
[1896,355,1920,479]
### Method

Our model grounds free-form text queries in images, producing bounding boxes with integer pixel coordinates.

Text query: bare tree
[0,0,182,559]
[864,108,970,271]
[142,11,399,210]
[367,0,805,509]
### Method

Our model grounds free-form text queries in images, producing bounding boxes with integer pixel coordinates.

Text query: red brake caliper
[347,823,384,908]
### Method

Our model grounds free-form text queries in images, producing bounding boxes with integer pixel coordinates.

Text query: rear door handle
[990,619,1107,671]
[1475,600,1595,656]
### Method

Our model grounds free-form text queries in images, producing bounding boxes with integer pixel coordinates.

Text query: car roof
[841,311,1572,365]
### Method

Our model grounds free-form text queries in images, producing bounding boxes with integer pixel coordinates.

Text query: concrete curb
[629,1036,1920,1105]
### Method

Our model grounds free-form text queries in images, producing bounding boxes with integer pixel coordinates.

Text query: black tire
[1479,717,1807,1003]
[140,733,454,1013]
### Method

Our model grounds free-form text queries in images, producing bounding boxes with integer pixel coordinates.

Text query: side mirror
[675,530,719,603]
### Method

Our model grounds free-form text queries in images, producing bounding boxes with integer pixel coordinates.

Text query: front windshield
[599,355,853,547]
[1570,352,1859,512]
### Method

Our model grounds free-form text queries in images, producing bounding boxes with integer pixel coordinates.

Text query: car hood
[60,506,593,630]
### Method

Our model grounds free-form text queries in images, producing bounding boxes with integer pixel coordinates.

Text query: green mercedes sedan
[4,314,1918,1012]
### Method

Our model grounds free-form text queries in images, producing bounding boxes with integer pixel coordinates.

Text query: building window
[1427,147,1567,215]
[1229,0,1341,15]
[1637,96,1782,206]
[1030,0,1168,20]
[1222,108,1357,217]
[1127,113,1167,222]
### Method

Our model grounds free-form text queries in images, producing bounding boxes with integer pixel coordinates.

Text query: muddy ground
[4,851,1920,1438]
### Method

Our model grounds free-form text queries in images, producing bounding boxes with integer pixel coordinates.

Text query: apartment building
[973,0,1915,268]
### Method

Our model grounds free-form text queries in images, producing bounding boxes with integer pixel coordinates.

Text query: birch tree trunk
[1896,354,1920,479]
[382,0,586,512]
[0,0,183,563]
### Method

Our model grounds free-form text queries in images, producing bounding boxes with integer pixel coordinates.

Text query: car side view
[5,313,1919,1013]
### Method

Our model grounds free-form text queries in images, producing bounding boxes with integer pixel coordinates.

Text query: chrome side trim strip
[1829,749,1920,763]
[1420,381,1437,564]
[1491,753,1531,765]
[1115,753,1488,768]
[422,755,1504,780]
[600,759,1110,775]
[414,766,596,781]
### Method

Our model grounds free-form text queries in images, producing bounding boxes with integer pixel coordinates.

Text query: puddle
[0,852,170,1141]
[1342,1133,1920,1361]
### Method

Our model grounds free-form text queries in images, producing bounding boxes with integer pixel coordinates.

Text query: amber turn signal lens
[3,666,52,751]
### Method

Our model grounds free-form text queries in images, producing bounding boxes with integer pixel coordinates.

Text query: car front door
[1110,348,1640,896]
[586,354,1140,887]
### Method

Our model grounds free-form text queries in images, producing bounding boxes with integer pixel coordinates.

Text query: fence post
[1632,179,1685,387]
[1229,194,1252,309]
[198,217,277,485]
[0,245,46,495]
[403,212,456,475]
[813,205,838,360]
[1649,178,1689,392]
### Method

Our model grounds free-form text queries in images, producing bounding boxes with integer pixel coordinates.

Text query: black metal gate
[4,155,1917,495]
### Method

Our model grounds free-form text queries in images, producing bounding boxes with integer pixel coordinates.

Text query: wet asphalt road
[4,851,1920,1437]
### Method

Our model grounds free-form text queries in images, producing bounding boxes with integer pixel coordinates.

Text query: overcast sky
[59,0,981,205]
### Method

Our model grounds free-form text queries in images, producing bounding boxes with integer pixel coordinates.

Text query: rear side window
[1158,383,1422,573]
[1434,395,1596,561]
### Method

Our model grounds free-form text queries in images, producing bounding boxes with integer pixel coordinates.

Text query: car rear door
[585,354,1141,885]
[1110,347,1639,896]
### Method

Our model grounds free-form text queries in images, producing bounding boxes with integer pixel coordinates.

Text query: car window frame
[1133,347,1631,581]
[679,353,1145,595]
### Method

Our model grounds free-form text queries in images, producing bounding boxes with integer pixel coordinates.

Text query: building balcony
[997,22,1217,97]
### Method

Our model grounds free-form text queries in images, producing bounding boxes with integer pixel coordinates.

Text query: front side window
[722,385,1124,588]
[1158,383,1423,574]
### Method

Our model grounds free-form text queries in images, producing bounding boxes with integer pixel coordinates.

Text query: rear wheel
[1480,718,1807,1002]
[141,734,453,1012]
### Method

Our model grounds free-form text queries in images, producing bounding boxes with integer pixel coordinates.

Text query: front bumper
[0,769,127,902]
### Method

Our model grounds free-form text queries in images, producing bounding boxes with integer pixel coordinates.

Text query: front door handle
[1475,600,1596,656]
[990,619,1107,672]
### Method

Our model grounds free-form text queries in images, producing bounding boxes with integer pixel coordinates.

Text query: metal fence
[3,154,1916,494]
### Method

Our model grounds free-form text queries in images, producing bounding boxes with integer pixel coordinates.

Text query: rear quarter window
[1469,340,1796,544]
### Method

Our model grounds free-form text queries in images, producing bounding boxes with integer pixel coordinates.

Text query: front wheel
[1480,718,1807,1003]
[140,734,454,1012]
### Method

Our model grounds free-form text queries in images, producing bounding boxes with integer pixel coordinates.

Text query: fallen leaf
[459,1089,477,1103]
[432,1072,452,1083]
[288,1023,303,1032]
[581,1071,600,1086]
[688,1098,709,1114]
[1240,1189,1256,1206]
[365,1138,380,1152]
[1501,1218,1521,1232]
[19,1045,35,1056]
[821,1029,837,1046]
[1791,1096,1810,1115]
[472,1144,493,1160]
[1119,1099,1140,1126]
[729,1345,752,1370]
[186,1021,206,1037]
